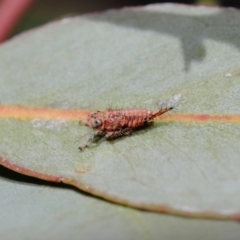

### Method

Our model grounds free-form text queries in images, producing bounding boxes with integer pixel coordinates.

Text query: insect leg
[105,128,133,140]
[79,130,105,151]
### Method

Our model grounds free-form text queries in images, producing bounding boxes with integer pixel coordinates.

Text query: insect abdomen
[123,109,153,128]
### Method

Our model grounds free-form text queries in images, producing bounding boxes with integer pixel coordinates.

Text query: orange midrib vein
[0,105,240,123]
[0,105,88,121]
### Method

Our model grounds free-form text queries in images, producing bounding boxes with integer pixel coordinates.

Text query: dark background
[13,0,240,37]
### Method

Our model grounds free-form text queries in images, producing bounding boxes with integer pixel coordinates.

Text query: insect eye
[91,118,102,128]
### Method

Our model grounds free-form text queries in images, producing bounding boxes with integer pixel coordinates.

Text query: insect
[79,93,181,151]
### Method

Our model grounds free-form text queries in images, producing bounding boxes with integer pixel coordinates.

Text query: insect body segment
[79,93,181,151]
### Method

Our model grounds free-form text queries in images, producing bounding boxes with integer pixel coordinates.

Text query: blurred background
[0,0,239,43]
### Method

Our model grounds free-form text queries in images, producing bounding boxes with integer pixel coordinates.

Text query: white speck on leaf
[31,119,68,131]
[225,73,232,77]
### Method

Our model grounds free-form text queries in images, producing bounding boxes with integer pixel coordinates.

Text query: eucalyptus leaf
[0,3,240,219]
[1,167,240,240]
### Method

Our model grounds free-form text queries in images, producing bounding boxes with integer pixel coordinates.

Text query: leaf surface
[0,4,240,219]
[1,168,240,240]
